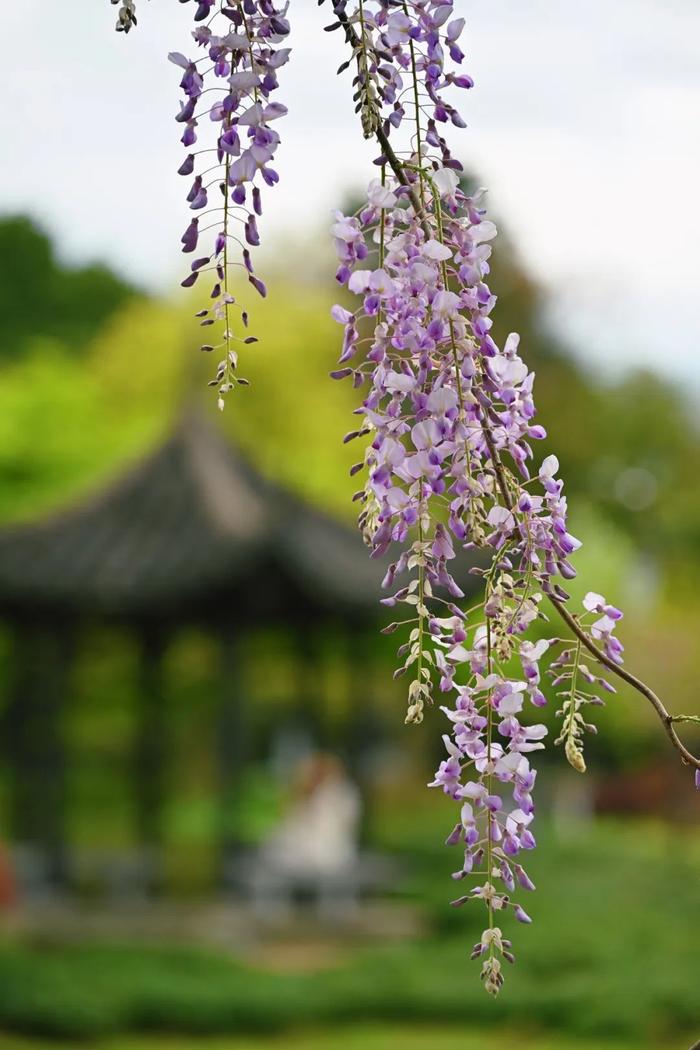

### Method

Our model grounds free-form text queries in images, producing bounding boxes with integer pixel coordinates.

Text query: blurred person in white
[252,753,362,921]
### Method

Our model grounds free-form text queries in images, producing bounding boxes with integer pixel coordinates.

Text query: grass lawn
[0,818,697,1046]
[0,1026,682,1050]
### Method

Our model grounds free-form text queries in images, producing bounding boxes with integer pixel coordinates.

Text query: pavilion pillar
[343,624,382,846]
[3,622,73,892]
[133,627,168,894]
[216,624,248,893]
[295,624,330,751]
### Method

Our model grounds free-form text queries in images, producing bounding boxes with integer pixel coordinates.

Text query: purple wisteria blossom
[327,0,630,994]
[171,1,290,407]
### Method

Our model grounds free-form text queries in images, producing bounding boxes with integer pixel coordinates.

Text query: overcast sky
[2,1,698,383]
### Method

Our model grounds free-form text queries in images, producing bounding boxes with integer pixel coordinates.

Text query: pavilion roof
[0,407,482,621]
[0,414,388,624]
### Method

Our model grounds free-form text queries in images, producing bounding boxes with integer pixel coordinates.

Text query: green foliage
[213,278,361,518]
[2,212,700,568]
[0,217,138,362]
[0,300,188,522]
[0,820,695,1044]
[0,1029,678,1050]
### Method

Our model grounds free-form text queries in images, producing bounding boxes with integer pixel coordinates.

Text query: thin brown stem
[483,397,699,771]
[550,596,700,771]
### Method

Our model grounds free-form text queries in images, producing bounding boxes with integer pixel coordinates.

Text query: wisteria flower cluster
[113,0,700,997]
[331,156,625,988]
[324,0,695,993]
[170,0,290,407]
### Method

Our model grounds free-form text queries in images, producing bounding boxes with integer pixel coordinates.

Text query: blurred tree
[0,300,188,522]
[2,205,700,581]
[0,216,139,361]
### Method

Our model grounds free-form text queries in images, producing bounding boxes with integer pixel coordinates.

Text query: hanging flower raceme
[171,1,290,407]
[328,0,628,993]
[326,0,472,159]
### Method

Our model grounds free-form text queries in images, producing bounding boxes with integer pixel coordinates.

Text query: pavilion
[0,414,475,895]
